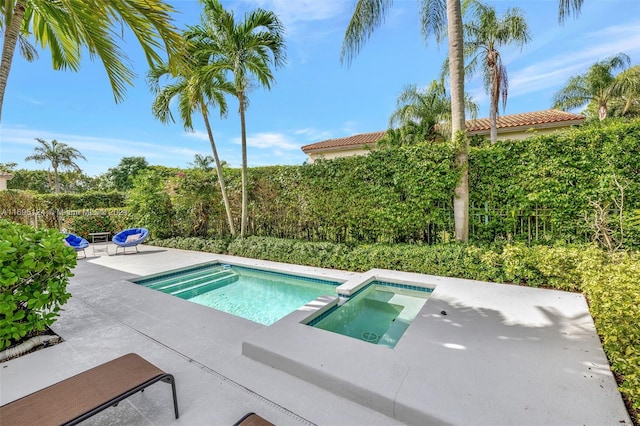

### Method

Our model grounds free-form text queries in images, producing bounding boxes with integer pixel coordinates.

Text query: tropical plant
[148,38,237,236]
[0,220,76,351]
[386,80,478,146]
[190,154,216,171]
[0,0,184,123]
[462,1,530,144]
[104,157,149,192]
[552,53,635,120]
[584,65,640,119]
[0,162,17,173]
[24,139,86,194]
[187,0,286,237]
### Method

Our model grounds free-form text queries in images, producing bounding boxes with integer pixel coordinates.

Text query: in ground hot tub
[307,282,432,348]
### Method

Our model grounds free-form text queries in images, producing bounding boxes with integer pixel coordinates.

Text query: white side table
[88,232,111,256]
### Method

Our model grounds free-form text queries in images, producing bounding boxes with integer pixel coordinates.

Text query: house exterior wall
[306,147,372,163]
[0,174,12,191]
[488,126,572,141]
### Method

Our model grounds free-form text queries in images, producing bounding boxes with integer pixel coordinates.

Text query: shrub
[151,237,230,254]
[580,252,640,417]
[227,237,351,269]
[0,220,76,350]
[64,208,129,238]
[0,191,36,225]
[126,169,176,239]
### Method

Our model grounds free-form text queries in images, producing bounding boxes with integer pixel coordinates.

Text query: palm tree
[387,80,478,145]
[553,53,632,120]
[341,0,582,242]
[187,0,286,237]
[148,48,237,237]
[584,65,640,119]
[191,154,216,171]
[0,0,184,123]
[615,65,640,116]
[463,1,530,144]
[24,138,86,193]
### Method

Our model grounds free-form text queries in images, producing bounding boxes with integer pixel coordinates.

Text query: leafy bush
[65,209,129,238]
[0,220,76,350]
[0,191,36,225]
[580,253,640,417]
[228,237,352,269]
[151,237,230,254]
[126,169,177,239]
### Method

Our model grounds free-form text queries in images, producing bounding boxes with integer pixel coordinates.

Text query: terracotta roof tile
[466,109,585,133]
[301,110,585,153]
[301,131,386,153]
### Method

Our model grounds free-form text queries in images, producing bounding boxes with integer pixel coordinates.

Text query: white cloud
[185,130,211,141]
[341,120,362,135]
[508,22,640,99]
[293,127,333,141]
[232,131,300,150]
[247,0,347,29]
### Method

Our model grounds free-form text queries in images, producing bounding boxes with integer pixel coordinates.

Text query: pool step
[145,268,230,291]
[171,274,239,299]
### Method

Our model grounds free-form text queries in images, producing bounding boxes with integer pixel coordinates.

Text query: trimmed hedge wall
[128,120,640,247]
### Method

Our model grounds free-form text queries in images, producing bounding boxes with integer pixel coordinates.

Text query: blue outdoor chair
[112,228,149,255]
[64,233,90,258]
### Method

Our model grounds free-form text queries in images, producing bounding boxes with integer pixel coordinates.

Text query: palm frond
[341,0,393,67]
[558,0,584,24]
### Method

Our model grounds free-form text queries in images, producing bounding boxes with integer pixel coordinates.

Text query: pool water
[133,264,339,325]
[311,284,430,348]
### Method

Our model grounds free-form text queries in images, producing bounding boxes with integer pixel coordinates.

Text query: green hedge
[152,237,230,254]
[0,220,76,350]
[124,120,640,247]
[63,208,130,238]
[581,253,640,416]
[0,191,127,230]
[227,237,598,291]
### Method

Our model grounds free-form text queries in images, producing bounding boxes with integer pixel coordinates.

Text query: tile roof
[301,131,386,153]
[301,110,585,153]
[466,109,585,133]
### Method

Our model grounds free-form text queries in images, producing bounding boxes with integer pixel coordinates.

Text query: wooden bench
[0,353,179,426]
[233,412,275,426]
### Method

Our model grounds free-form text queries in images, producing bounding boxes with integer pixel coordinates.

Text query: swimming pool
[309,282,431,348]
[133,263,339,325]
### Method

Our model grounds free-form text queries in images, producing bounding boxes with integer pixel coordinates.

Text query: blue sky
[1,0,639,176]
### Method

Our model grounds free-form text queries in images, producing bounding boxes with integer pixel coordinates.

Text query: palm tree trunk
[489,56,499,144]
[598,103,608,120]
[53,167,61,194]
[447,0,469,242]
[0,0,27,123]
[238,91,248,238]
[201,107,236,237]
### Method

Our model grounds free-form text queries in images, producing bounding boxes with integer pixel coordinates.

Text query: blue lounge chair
[64,233,90,258]
[112,228,149,255]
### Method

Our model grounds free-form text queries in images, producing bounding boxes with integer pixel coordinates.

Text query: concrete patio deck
[0,245,632,425]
